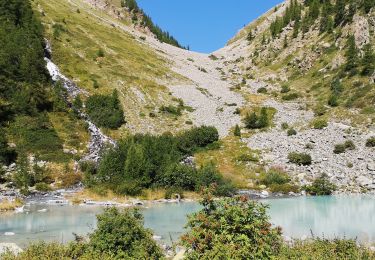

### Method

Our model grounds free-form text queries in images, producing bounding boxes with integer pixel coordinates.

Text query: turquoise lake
[0,195,374,247]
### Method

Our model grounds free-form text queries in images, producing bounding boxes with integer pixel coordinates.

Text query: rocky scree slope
[214,0,375,193]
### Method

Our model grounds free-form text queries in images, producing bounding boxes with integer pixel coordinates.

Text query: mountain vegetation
[121,0,185,48]
[84,126,234,196]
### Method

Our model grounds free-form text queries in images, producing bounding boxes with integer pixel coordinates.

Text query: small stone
[367,163,375,172]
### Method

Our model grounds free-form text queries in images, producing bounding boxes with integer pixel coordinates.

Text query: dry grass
[33,0,188,136]
[0,198,24,212]
[195,136,259,189]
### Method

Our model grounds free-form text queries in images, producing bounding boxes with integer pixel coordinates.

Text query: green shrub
[288,152,312,165]
[96,48,105,58]
[282,92,299,100]
[164,187,184,199]
[280,85,290,93]
[182,195,283,259]
[281,123,289,130]
[328,94,339,107]
[86,90,125,129]
[313,119,328,129]
[304,173,336,195]
[279,238,374,259]
[260,170,290,186]
[366,137,375,147]
[35,182,51,191]
[334,140,355,154]
[233,124,241,137]
[257,87,268,94]
[95,126,228,195]
[333,144,346,154]
[287,128,297,136]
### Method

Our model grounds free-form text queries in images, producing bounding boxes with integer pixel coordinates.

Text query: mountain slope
[213,0,375,193]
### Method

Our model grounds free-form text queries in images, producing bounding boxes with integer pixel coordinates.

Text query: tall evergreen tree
[345,35,359,73]
[334,0,346,27]
[361,44,375,76]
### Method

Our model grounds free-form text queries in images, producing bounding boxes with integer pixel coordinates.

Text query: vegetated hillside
[0,0,89,183]
[224,0,375,118]
[212,0,375,193]
[33,0,194,138]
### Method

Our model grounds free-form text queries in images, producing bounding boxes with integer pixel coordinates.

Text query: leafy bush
[279,238,374,259]
[288,152,312,165]
[333,144,346,154]
[86,90,125,129]
[366,137,375,147]
[257,87,268,93]
[182,193,283,259]
[287,128,297,136]
[282,92,299,101]
[304,173,336,195]
[313,119,328,129]
[0,132,17,165]
[236,153,259,163]
[177,126,219,154]
[334,140,355,154]
[280,84,290,93]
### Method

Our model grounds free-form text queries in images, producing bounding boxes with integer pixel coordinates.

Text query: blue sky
[137,0,283,53]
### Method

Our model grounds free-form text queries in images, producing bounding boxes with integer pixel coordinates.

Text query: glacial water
[0,195,374,247]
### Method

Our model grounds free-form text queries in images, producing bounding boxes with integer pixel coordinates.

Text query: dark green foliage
[8,115,67,162]
[0,132,17,165]
[288,152,312,165]
[91,126,228,195]
[89,207,164,259]
[345,35,359,73]
[86,90,125,129]
[328,94,339,107]
[177,126,219,154]
[181,193,283,259]
[281,85,291,93]
[361,44,375,76]
[366,137,375,147]
[244,107,269,129]
[257,87,268,93]
[334,0,346,26]
[282,92,299,101]
[305,173,336,195]
[333,144,346,154]
[247,30,254,42]
[270,0,301,38]
[234,124,241,137]
[287,128,297,136]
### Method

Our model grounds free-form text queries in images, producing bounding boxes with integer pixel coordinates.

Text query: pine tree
[247,30,254,42]
[345,35,359,73]
[334,0,346,27]
[234,125,241,137]
[361,44,375,76]
[258,108,269,128]
[309,0,321,20]
[244,112,258,129]
[320,3,329,33]
[261,34,266,45]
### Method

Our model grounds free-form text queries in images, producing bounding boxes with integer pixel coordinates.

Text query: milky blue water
[0,195,374,247]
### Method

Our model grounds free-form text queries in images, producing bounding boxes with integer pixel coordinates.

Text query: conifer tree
[234,125,241,137]
[345,35,359,73]
[334,0,346,27]
[361,44,375,76]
